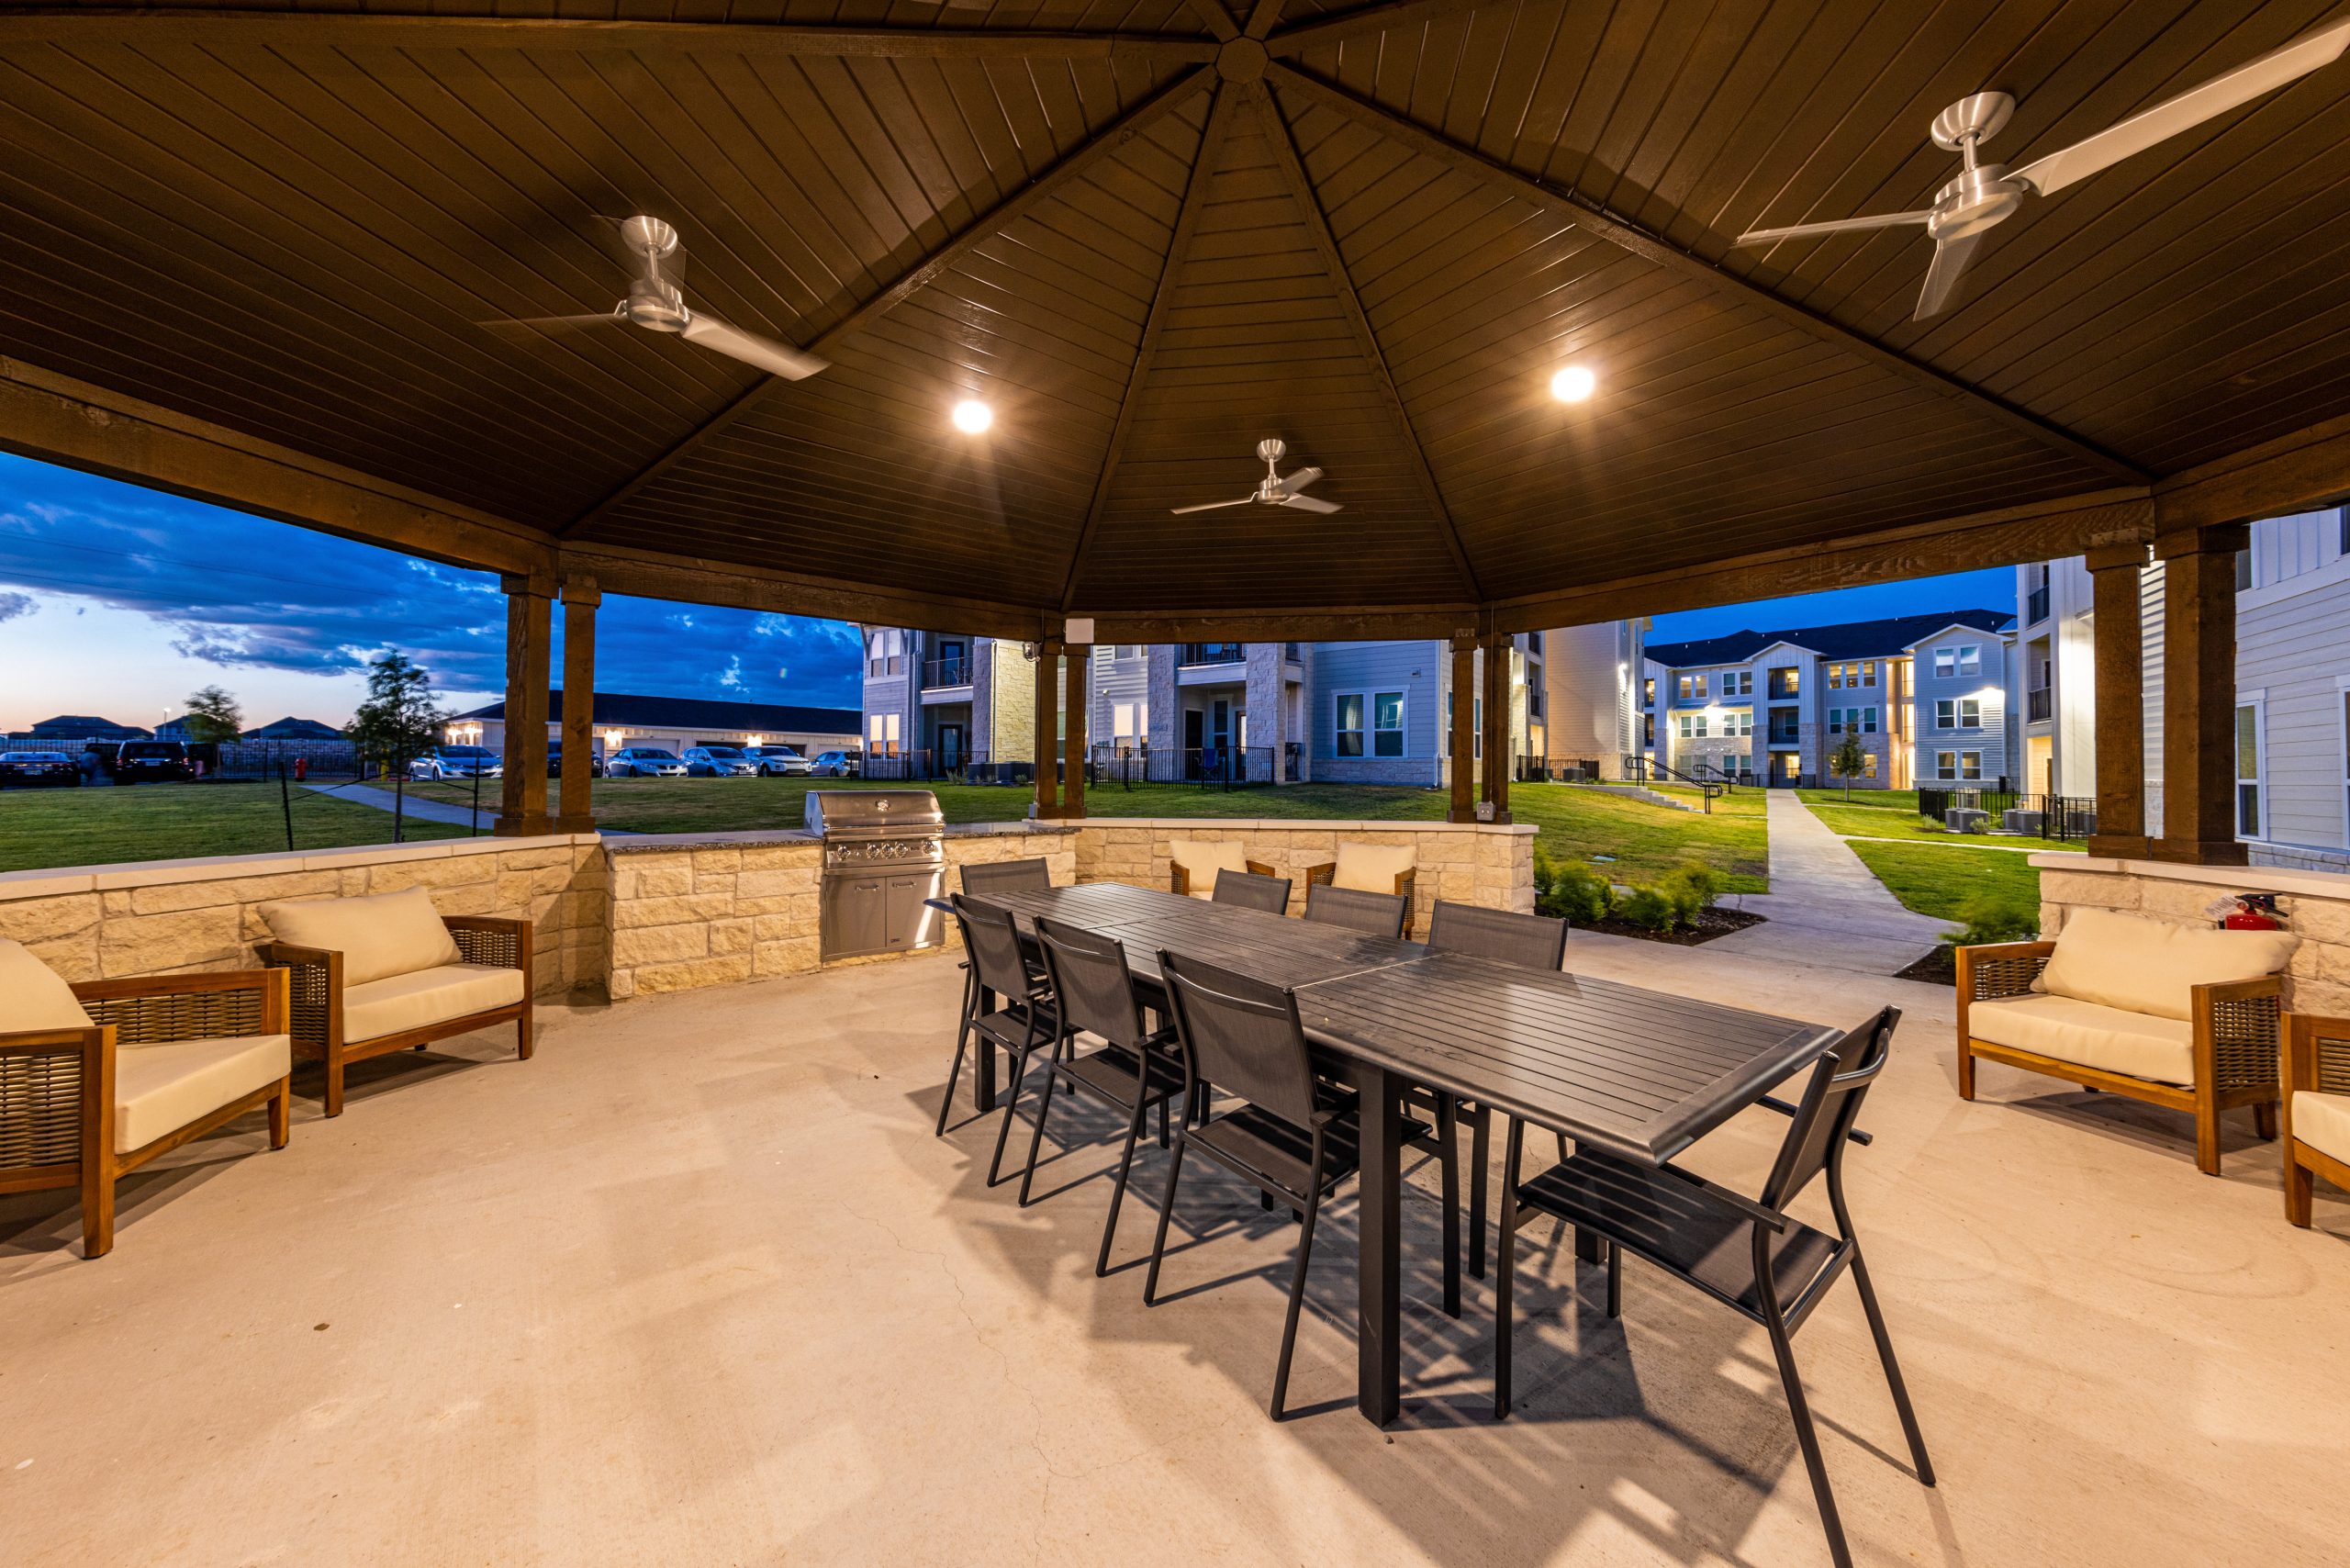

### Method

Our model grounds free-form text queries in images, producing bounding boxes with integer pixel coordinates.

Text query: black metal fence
[1090,744,1276,788]
[1516,755,1605,782]
[1917,788,2095,842]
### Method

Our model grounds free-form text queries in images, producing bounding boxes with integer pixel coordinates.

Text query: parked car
[683,745,760,778]
[547,746,604,778]
[606,746,688,778]
[114,739,194,783]
[741,745,812,777]
[408,745,503,781]
[0,750,80,788]
[810,749,861,778]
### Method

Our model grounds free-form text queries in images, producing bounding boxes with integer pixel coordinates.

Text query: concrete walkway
[1713,790,1958,974]
[301,781,492,830]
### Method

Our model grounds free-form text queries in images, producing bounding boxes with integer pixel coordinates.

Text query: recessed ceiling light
[1550,365,1596,403]
[951,398,992,433]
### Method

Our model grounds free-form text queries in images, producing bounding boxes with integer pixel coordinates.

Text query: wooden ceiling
[4,1,2350,634]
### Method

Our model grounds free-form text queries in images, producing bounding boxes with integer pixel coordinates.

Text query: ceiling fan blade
[1170,498,1255,514]
[2013,18,2350,196]
[1734,209,1932,246]
[1913,230,1986,319]
[480,312,621,333]
[1281,465,1324,493]
[1279,494,1342,514]
[678,312,829,380]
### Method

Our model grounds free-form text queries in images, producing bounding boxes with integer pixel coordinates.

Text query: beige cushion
[1969,993,2195,1085]
[2294,1091,2350,1165]
[259,886,463,987]
[1332,842,1416,894]
[341,964,524,1043]
[0,938,93,1031]
[1169,840,1249,900]
[114,1033,290,1153]
[2037,908,2296,1021]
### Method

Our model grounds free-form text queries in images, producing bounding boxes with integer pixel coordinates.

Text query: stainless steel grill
[805,790,946,960]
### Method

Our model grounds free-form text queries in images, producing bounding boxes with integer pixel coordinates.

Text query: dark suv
[114,739,194,782]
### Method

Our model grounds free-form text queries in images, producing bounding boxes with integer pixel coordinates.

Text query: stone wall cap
[1076,816,1523,834]
[2036,854,2350,900]
[0,870,97,901]
[608,829,819,853]
[3,832,601,890]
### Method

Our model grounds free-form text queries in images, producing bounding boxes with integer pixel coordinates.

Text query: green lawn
[413,775,1771,890]
[1843,838,2047,925]
[1804,800,2087,851]
[1796,786,1921,812]
[0,781,467,872]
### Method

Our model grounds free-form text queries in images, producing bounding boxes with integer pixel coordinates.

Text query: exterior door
[1184,708,1205,778]
[936,723,964,770]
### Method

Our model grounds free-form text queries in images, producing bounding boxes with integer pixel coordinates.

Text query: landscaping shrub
[1655,860,1726,926]
[1614,885,1677,933]
[1539,860,1613,925]
[1940,890,2040,947]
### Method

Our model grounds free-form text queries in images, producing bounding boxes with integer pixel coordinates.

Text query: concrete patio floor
[4,932,2345,1567]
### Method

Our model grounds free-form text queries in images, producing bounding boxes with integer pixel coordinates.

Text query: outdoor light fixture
[1550,364,1596,403]
[951,398,992,433]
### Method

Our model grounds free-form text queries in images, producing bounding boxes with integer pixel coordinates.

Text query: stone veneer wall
[2031,853,2350,1016]
[0,834,607,995]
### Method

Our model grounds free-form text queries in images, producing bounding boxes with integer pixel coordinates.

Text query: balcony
[1181,642,1245,666]
[2027,584,2051,623]
[920,655,972,690]
[2028,687,2053,722]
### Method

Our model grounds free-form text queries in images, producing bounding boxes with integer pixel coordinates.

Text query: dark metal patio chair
[1145,950,1432,1420]
[962,857,1050,897]
[943,894,1059,1182]
[1212,869,1292,915]
[1423,900,1571,1279]
[1492,1007,1931,1568]
[1020,916,1190,1274]
[1303,881,1407,939]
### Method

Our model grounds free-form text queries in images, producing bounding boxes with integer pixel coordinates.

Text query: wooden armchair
[1167,839,1272,899]
[1302,843,1418,918]
[256,889,532,1117]
[2,956,291,1258]
[1957,933,2285,1175]
[2283,1014,2350,1226]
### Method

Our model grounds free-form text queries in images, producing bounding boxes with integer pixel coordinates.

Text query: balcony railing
[1181,643,1245,666]
[921,656,971,689]
[2028,688,2053,722]
[2027,585,2051,623]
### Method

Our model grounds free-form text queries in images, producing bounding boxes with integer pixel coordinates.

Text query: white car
[607,746,688,778]
[408,745,503,780]
[741,745,812,777]
[810,749,861,778]
[683,745,759,778]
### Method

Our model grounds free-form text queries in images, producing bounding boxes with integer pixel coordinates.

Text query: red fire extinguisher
[2217,892,2284,931]
[294,756,308,783]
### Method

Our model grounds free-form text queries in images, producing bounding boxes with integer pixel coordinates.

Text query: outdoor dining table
[945,881,1843,1427]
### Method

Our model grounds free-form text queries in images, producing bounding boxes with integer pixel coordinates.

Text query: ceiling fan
[1735,18,2350,319]
[1171,439,1340,515]
[486,215,827,380]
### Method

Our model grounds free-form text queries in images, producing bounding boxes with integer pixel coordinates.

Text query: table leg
[1356,1059,1402,1426]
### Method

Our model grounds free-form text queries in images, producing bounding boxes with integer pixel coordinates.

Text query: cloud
[0,454,864,709]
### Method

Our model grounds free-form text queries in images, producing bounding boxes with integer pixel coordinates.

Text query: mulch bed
[1896,946,1958,986]
[1581,906,1766,946]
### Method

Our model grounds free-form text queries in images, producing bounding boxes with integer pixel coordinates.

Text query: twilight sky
[2,453,2014,733]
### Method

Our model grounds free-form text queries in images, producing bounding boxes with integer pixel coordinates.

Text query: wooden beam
[563,67,1215,540]
[2083,543,2149,859]
[1244,0,1291,40]
[1059,84,1237,610]
[1253,82,1483,599]
[2152,524,2250,867]
[1268,0,1494,56]
[1062,644,1090,821]
[1488,489,2154,632]
[557,577,599,835]
[1033,638,1063,820]
[1448,634,1475,823]
[1480,633,1511,822]
[0,11,1221,62]
[1267,63,2153,488]
[0,355,554,576]
[1181,1,1241,44]
[2154,409,2350,531]
[558,543,1042,638]
[496,576,554,838]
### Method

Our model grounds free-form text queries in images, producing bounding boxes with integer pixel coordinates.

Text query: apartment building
[1643,610,2016,790]
[856,624,1645,787]
[2021,505,2350,871]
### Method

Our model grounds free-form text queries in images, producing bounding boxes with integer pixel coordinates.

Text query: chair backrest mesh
[1159,950,1317,1128]
[1426,901,1567,971]
[1034,916,1144,1049]
[962,857,1050,897]
[1304,881,1407,939]
[1212,870,1292,915]
[1762,1006,1898,1210]
[950,894,1036,1002]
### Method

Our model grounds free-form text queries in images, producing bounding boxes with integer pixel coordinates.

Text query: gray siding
[1309,641,1443,786]
[1910,629,2012,785]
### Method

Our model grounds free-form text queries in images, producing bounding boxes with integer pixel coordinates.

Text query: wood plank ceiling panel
[1069,94,1469,610]
[578,89,1209,603]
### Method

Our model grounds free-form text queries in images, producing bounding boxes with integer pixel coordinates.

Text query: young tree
[345,652,446,777]
[1829,733,1871,801]
[181,684,244,745]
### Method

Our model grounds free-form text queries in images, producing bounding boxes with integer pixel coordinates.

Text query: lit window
[1374,692,1405,757]
[1936,698,1981,730]
[2237,700,2263,838]
[1933,644,1982,678]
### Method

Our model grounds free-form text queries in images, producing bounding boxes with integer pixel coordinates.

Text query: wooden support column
[1448,633,1476,822]
[1481,633,1512,823]
[495,572,553,837]
[1031,637,1062,820]
[2084,543,2150,859]
[555,576,599,834]
[2153,522,2249,866]
[1062,642,1089,820]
